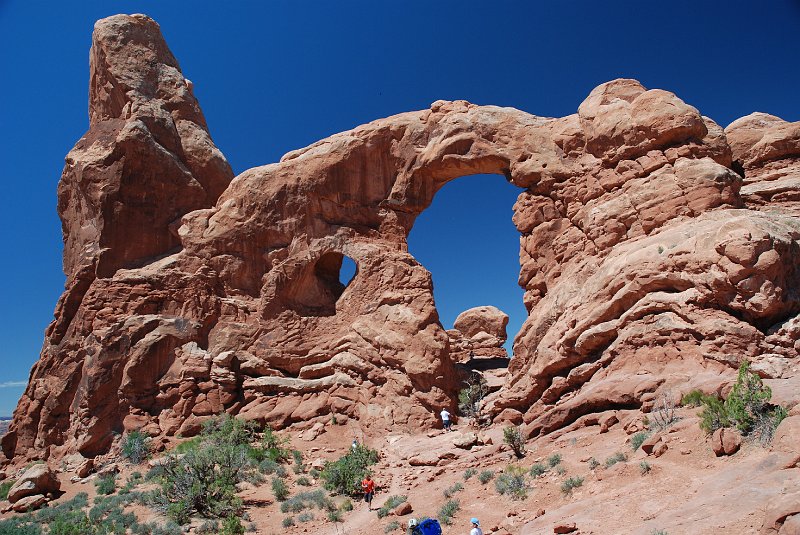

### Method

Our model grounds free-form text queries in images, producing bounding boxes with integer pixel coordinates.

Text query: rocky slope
[3,12,799,481]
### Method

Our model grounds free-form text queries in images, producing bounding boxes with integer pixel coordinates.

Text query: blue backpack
[417,518,442,535]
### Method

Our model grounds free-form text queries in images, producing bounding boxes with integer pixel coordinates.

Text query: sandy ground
[2,402,798,534]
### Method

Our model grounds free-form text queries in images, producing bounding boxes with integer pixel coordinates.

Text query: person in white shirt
[440,408,452,432]
[470,517,483,535]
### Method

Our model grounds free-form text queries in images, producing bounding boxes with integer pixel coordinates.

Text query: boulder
[553,522,578,533]
[392,501,413,516]
[453,432,478,449]
[11,494,47,513]
[7,465,60,503]
[761,492,800,534]
[711,428,742,456]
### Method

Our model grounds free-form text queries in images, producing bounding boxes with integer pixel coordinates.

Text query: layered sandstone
[4,14,799,463]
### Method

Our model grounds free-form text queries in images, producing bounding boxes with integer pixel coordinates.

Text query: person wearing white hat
[470,517,483,535]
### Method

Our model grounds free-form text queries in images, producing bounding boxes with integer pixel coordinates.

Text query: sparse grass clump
[495,465,528,500]
[560,476,584,496]
[272,478,290,502]
[640,461,651,475]
[320,444,379,496]
[631,431,650,451]
[95,473,117,495]
[604,452,627,468]
[0,480,14,501]
[327,509,343,522]
[437,499,460,525]
[280,490,335,514]
[377,495,407,518]
[588,457,600,470]
[297,476,311,486]
[298,512,314,522]
[463,468,477,481]
[478,470,494,484]
[443,482,463,498]
[385,521,401,532]
[282,517,295,528]
[529,463,547,477]
[503,426,526,458]
[122,430,151,464]
[340,498,354,511]
[547,453,562,468]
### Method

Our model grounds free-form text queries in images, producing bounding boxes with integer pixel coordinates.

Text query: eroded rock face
[3,13,799,463]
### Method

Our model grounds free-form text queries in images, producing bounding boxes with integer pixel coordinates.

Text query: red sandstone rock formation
[4,14,799,463]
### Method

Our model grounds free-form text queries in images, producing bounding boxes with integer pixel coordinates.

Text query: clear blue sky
[1,1,798,416]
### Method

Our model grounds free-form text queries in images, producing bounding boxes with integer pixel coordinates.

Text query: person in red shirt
[361,474,376,510]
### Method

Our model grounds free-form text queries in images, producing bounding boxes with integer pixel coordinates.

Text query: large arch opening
[408,173,527,357]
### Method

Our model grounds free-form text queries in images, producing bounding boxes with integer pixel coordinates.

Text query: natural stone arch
[6,14,800,464]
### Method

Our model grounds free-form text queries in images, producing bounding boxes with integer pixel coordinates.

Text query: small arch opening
[339,255,357,288]
[287,251,358,317]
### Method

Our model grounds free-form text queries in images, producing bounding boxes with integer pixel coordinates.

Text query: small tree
[121,430,151,464]
[697,360,787,442]
[458,374,489,426]
[319,444,379,496]
[503,426,526,458]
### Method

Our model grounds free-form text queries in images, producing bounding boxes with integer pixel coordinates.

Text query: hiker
[361,474,375,510]
[470,518,483,535]
[440,408,452,432]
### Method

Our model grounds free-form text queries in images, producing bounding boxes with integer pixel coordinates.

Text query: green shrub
[298,512,314,522]
[385,521,401,532]
[272,477,290,501]
[680,389,706,407]
[297,476,311,486]
[443,482,463,498]
[197,520,220,534]
[377,495,407,518]
[0,480,13,501]
[95,473,117,495]
[555,466,566,475]
[155,438,252,520]
[172,436,203,454]
[640,461,651,475]
[478,470,494,484]
[503,426,526,458]
[463,468,477,481]
[437,499,460,525]
[495,465,528,500]
[320,444,379,495]
[282,517,295,527]
[327,509,343,522]
[220,515,245,535]
[547,453,562,468]
[122,430,151,464]
[340,498,354,511]
[630,431,650,451]
[280,490,335,514]
[604,452,627,468]
[588,458,600,469]
[529,463,547,477]
[697,360,787,443]
[560,476,584,496]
